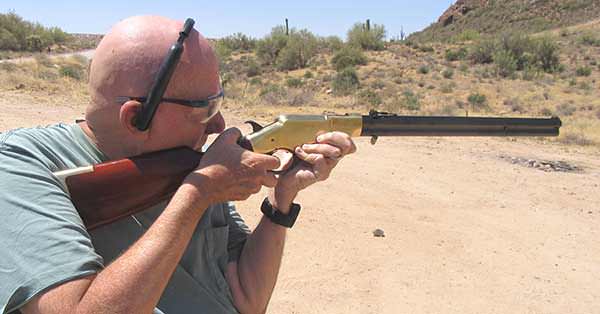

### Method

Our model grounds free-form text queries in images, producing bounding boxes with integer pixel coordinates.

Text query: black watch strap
[261,197,301,228]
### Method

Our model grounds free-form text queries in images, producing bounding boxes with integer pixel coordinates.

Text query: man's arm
[225,132,356,314]
[21,128,279,314]
[22,184,209,314]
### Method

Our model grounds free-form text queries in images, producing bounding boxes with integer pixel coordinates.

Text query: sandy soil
[1,96,598,314]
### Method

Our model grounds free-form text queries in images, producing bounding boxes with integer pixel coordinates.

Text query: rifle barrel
[361,115,561,137]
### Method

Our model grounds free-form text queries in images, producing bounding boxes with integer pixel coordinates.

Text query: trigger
[244,120,264,132]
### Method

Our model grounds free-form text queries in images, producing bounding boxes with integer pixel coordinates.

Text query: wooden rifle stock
[57,147,201,230]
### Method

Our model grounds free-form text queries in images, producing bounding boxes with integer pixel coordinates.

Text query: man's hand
[271,131,357,211]
[183,128,280,204]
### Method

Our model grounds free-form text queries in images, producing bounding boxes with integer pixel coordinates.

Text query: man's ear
[119,100,148,137]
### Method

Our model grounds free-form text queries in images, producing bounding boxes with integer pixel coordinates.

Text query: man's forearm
[228,190,294,314]
[77,183,208,313]
[24,183,209,314]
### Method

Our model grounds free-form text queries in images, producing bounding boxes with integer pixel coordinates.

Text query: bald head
[88,15,219,117]
[82,15,224,159]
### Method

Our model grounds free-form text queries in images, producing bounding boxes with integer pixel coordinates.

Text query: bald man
[0,16,355,314]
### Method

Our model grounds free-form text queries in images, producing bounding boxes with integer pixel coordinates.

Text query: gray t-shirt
[0,124,249,314]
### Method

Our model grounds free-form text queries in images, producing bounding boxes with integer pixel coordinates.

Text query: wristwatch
[260,197,301,228]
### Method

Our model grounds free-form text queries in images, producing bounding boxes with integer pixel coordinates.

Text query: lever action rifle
[54,110,561,230]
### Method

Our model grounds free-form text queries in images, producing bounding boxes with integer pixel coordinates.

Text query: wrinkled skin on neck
[83,15,225,160]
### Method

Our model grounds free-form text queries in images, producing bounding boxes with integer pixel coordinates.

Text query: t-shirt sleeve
[0,150,103,314]
[224,202,251,263]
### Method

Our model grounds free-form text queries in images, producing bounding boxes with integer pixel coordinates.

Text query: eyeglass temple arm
[135,18,195,131]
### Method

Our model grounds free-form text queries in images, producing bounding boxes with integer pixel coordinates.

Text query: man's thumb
[215,127,242,145]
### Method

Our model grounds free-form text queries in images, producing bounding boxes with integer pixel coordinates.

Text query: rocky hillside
[410,0,600,42]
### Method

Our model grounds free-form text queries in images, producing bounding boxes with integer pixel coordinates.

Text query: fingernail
[302,144,308,149]
[317,135,324,142]
[295,147,302,153]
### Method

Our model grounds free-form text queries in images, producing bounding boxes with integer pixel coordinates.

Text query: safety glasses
[116,87,224,123]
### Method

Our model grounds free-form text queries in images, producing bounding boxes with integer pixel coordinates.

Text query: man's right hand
[183,128,280,204]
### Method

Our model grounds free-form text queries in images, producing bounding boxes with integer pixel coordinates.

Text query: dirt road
[1,100,598,313]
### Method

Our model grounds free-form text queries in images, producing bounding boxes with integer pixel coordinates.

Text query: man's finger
[261,172,278,188]
[316,132,356,155]
[301,143,342,158]
[294,147,321,165]
[253,153,281,170]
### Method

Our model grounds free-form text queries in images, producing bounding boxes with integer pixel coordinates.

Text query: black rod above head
[361,111,562,137]
[134,18,196,131]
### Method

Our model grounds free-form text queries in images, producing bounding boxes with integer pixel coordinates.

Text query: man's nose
[205,112,225,134]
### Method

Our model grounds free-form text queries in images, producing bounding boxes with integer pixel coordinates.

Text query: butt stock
[58,147,201,230]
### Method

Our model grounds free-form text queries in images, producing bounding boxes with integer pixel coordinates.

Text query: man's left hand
[269,131,357,212]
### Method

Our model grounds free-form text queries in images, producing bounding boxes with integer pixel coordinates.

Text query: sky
[0,0,454,39]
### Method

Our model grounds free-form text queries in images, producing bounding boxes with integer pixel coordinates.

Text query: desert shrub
[576,66,592,77]
[440,82,454,93]
[453,29,480,42]
[332,66,360,95]
[256,26,288,65]
[400,90,420,111]
[442,68,454,79]
[503,98,524,112]
[0,12,71,51]
[219,32,256,52]
[303,71,313,79]
[418,45,434,53]
[467,93,487,109]
[370,79,385,90]
[470,39,496,64]
[59,63,84,80]
[580,32,600,46]
[245,57,261,77]
[555,103,576,116]
[533,36,560,73]
[445,47,468,61]
[248,77,262,85]
[418,65,430,74]
[331,46,367,71]
[319,35,344,52]
[276,29,319,71]
[347,22,386,51]
[494,50,518,78]
[358,89,382,106]
[285,77,303,88]
[0,61,17,72]
[498,33,534,70]
[259,83,287,105]
[438,103,458,115]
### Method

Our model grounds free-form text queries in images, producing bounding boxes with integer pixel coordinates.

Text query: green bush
[245,57,261,77]
[331,46,367,71]
[445,47,468,61]
[319,35,344,52]
[470,39,496,64]
[256,26,289,65]
[276,29,318,71]
[467,93,488,109]
[442,68,454,79]
[358,89,382,106]
[576,66,592,76]
[332,66,360,95]
[533,36,560,73]
[453,29,480,42]
[285,77,303,88]
[401,90,420,111]
[0,12,71,51]
[218,32,256,52]
[556,103,577,116]
[59,64,84,80]
[248,77,262,85]
[498,34,534,70]
[303,71,313,79]
[494,50,518,78]
[418,65,430,74]
[347,22,386,51]
[580,32,600,46]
